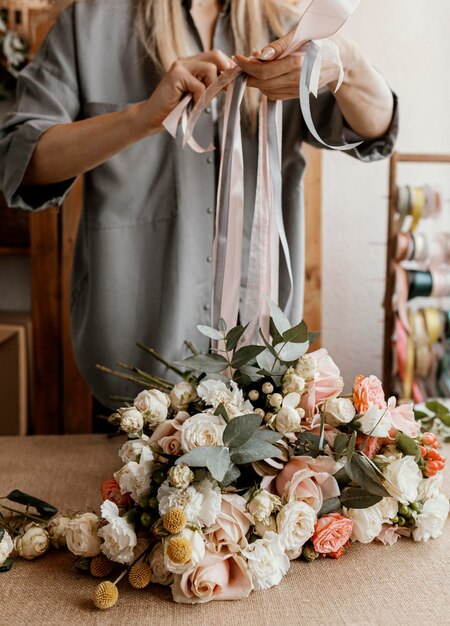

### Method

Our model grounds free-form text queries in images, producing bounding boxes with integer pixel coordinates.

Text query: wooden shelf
[0,246,30,256]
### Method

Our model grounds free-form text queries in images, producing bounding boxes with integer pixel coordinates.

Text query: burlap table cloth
[0,435,448,626]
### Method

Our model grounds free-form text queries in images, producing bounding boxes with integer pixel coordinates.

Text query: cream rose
[168,464,195,490]
[344,505,383,543]
[119,435,150,464]
[241,531,290,590]
[47,514,71,549]
[170,382,198,411]
[15,524,50,560]
[359,406,392,438]
[282,367,306,395]
[0,530,14,566]
[276,501,316,559]
[248,490,281,524]
[98,500,137,564]
[119,407,144,435]
[323,397,356,426]
[180,413,226,452]
[149,541,173,586]
[382,455,422,504]
[164,528,206,574]
[412,494,449,542]
[65,513,101,557]
[295,355,319,381]
[134,389,170,428]
[114,446,154,501]
[205,493,253,551]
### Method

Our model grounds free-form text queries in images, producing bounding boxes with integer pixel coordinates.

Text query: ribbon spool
[396,184,442,233]
[163,0,362,340]
[408,270,433,300]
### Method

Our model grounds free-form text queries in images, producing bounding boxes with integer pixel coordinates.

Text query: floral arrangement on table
[0,16,27,97]
[1,301,449,609]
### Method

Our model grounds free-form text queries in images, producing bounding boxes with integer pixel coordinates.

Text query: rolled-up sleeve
[0,6,80,211]
[303,86,399,162]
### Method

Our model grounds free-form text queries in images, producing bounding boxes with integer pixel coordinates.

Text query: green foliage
[0,558,14,573]
[345,454,390,498]
[395,432,421,462]
[294,433,322,458]
[176,353,229,373]
[5,490,58,519]
[340,487,383,509]
[318,497,341,516]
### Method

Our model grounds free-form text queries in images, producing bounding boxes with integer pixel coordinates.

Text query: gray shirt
[0,0,398,407]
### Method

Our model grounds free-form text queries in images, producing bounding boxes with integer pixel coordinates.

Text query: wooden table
[1,435,449,626]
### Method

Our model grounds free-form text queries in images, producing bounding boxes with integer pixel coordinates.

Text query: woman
[0,0,397,408]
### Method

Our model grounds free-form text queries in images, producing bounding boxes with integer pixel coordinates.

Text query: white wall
[322,0,450,388]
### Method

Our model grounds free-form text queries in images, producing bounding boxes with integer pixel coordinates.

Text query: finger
[184,60,218,87]
[257,26,298,61]
[176,69,206,103]
[234,54,302,80]
[246,72,299,92]
[199,49,235,72]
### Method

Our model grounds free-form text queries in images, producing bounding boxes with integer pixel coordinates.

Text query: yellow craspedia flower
[129,562,152,589]
[90,554,114,578]
[92,581,118,610]
[166,537,192,564]
[162,507,187,535]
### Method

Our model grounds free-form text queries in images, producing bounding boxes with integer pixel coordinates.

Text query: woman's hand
[139,50,235,131]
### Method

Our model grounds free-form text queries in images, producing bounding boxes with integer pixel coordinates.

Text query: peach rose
[312,513,353,554]
[353,375,386,414]
[355,435,383,459]
[275,456,340,513]
[205,494,253,551]
[100,479,132,507]
[171,549,253,604]
[387,397,420,438]
[301,349,344,419]
[149,411,190,459]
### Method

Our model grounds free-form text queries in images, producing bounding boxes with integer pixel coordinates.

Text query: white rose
[248,490,281,523]
[323,397,356,426]
[383,455,422,504]
[169,382,198,411]
[412,493,449,542]
[119,435,150,464]
[114,446,154,501]
[164,528,205,574]
[281,367,306,395]
[253,517,277,537]
[180,413,225,452]
[47,514,71,549]
[119,407,144,435]
[417,473,443,503]
[359,406,392,437]
[168,464,195,490]
[15,524,50,560]
[376,497,398,523]
[276,501,316,559]
[134,389,170,428]
[149,542,173,585]
[241,531,290,590]
[0,530,14,566]
[98,500,137,564]
[196,477,222,527]
[295,355,319,381]
[344,505,383,543]
[157,479,203,523]
[275,406,304,435]
[65,513,101,557]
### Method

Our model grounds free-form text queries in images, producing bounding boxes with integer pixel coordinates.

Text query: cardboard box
[0,324,27,435]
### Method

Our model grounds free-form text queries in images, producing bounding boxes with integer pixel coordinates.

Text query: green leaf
[274,341,309,362]
[414,409,430,422]
[333,466,352,488]
[0,558,14,573]
[318,497,341,516]
[218,318,227,334]
[295,433,321,458]
[6,490,58,519]
[269,319,283,346]
[333,433,349,458]
[266,297,291,335]
[439,413,450,427]
[340,487,383,509]
[175,353,228,373]
[214,403,229,423]
[395,432,421,462]
[74,556,91,572]
[223,414,262,449]
[231,440,281,465]
[238,365,262,382]
[175,446,224,468]
[425,400,449,418]
[346,455,390,498]
[231,345,265,369]
[258,329,279,358]
[226,324,248,351]
[253,430,282,444]
[346,432,357,461]
[220,463,241,487]
[207,447,232,482]
[282,320,308,344]
[197,325,224,341]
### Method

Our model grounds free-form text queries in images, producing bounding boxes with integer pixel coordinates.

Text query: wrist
[126,101,162,140]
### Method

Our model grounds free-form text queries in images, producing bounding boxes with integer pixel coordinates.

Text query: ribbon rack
[383,152,450,402]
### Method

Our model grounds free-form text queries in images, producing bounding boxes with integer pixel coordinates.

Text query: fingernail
[259,47,276,61]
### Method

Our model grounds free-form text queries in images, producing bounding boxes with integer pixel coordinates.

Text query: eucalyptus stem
[115,362,173,391]
[184,340,200,356]
[0,504,44,524]
[96,364,159,389]
[137,343,185,378]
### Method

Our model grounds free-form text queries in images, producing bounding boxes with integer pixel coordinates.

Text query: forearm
[22,102,159,187]
[331,36,394,140]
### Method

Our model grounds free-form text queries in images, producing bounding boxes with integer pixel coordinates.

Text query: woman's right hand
[138,50,235,134]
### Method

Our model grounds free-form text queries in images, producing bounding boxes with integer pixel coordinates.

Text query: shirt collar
[182,0,231,12]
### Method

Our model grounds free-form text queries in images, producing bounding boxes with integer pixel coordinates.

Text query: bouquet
[1,301,448,608]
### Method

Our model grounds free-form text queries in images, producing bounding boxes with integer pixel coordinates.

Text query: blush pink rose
[353,374,386,414]
[149,411,190,459]
[205,494,253,550]
[312,513,353,554]
[100,479,132,507]
[275,456,340,513]
[301,349,344,419]
[171,549,253,604]
[376,524,412,546]
[387,397,420,438]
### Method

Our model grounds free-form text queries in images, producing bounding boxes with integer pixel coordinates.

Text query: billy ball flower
[166,537,192,565]
[163,508,187,535]
[128,562,152,589]
[92,581,118,610]
[90,554,114,578]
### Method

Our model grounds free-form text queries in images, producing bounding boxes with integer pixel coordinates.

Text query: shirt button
[205,107,211,114]
[206,256,212,263]
[207,207,213,214]
[207,156,213,164]
[203,303,211,311]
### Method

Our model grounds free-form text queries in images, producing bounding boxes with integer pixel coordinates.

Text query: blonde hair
[135,0,303,127]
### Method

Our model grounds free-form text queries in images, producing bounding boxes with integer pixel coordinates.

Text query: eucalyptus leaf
[333,466,352,487]
[274,341,309,362]
[333,433,349,457]
[218,318,227,333]
[318,496,341,516]
[425,400,449,418]
[0,558,14,573]
[6,489,58,519]
[282,320,308,344]
[266,297,291,334]
[259,329,279,358]
[206,446,232,482]
[220,463,241,487]
[214,403,229,423]
[239,365,263,382]
[414,409,429,421]
[295,433,321,458]
[231,440,281,465]
[395,432,421,462]
[254,430,282,444]
[346,431,357,461]
[346,455,390,497]
[269,319,283,346]
[175,446,224,468]
[197,325,225,341]
[223,414,262,449]
[256,349,277,373]
[176,353,228,373]
[226,324,248,351]
[231,345,265,369]
[340,487,383,509]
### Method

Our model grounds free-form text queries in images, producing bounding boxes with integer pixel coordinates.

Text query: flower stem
[96,364,162,390]
[184,340,200,356]
[136,343,185,378]
[0,504,44,523]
